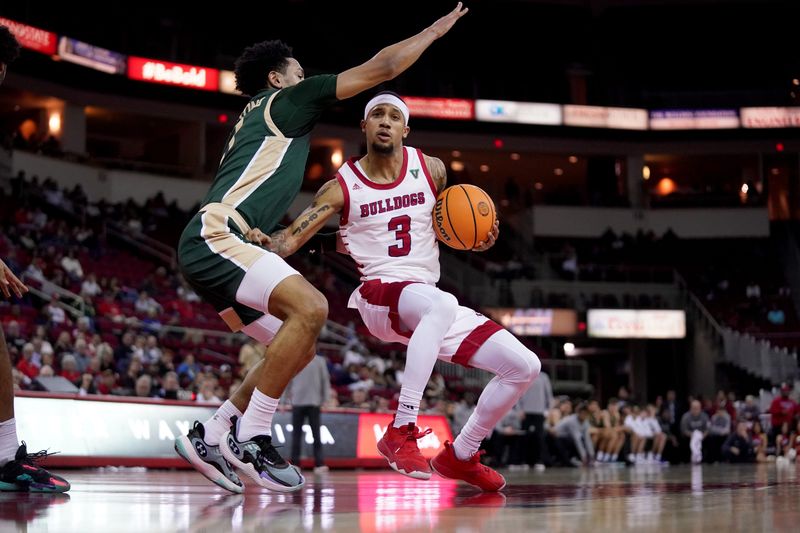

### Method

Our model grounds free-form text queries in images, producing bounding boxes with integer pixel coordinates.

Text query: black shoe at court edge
[0,442,70,493]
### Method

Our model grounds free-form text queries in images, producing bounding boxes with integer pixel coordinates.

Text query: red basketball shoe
[430,441,506,491]
[376,422,433,480]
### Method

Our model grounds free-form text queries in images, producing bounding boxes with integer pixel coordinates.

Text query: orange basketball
[432,184,497,250]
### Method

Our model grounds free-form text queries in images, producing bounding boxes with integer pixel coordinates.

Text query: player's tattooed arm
[255,178,344,258]
[423,154,447,193]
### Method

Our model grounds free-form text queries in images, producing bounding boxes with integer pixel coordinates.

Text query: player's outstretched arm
[335,3,468,100]
[0,258,27,299]
[247,179,345,258]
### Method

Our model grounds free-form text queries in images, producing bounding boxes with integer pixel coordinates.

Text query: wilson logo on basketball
[433,198,452,242]
[477,201,490,216]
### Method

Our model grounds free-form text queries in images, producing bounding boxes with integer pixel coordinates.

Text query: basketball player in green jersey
[174,4,469,493]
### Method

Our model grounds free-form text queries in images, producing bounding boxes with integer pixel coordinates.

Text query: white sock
[453,417,492,461]
[611,453,618,461]
[394,388,424,428]
[237,389,279,441]
[202,400,243,446]
[0,418,19,466]
[655,453,662,462]
[647,452,654,461]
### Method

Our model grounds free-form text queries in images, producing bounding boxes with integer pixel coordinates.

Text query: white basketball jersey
[336,146,440,285]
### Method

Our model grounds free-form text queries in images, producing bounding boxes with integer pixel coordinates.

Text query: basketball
[432,184,497,250]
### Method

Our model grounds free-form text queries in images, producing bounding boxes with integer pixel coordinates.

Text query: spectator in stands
[97,294,123,322]
[344,389,371,410]
[617,386,631,408]
[518,369,553,470]
[38,365,54,378]
[286,352,330,473]
[740,395,761,423]
[15,343,39,380]
[750,420,769,462]
[78,373,96,396]
[158,371,181,400]
[745,282,761,300]
[80,274,102,299]
[767,304,786,326]
[790,420,800,461]
[59,354,81,384]
[44,296,67,326]
[135,374,154,398]
[60,250,83,281]
[141,335,162,364]
[324,388,340,409]
[769,383,797,441]
[119,359,143,391]
[32,331,54,361]
[23,258,44,283]
[706,406,732,463]
[96,369,117,395]
[196,378,222,404]
[450,391,475,436]
[73,316,94,339]
[680,400,709,463]
[722,421,755,463]
[114,332,135,371]
[134,291,161,316]
[424,371,446,402]
[140,309,162,334]
[347,367,375,392]
[53,331,72,356]
[663,389,682,435]
[490,406,525,468]
[2,321,25,354]
[177,354,200,384]
[775,422,793,459]
[552,403,594,467]
[714,390,736,424]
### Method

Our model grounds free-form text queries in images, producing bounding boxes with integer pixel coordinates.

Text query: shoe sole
[376,444,432,480]
[174,435,243,494]
[430,458,506,492]
[0,479,70,493]
[219,431,305,493]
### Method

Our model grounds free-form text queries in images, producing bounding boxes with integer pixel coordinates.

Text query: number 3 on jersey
[388,215,411,257]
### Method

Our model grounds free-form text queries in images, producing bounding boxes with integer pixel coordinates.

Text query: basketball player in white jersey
[250,92,541,491]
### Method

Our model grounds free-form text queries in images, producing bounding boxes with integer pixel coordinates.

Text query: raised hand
[428,2,469,39]
[0,259,27,299]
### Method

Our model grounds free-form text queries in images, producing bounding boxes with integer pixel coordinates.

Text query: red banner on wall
[403,96,475,120]
[0,17,57,55]
[127,56,219,91]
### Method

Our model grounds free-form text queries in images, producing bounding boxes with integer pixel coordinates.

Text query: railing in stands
[675,271,798,384]
[20,272,85,318]
[105,221,177,268]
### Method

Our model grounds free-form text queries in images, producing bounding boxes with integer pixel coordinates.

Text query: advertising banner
[58,37,126,74]
[0,17,57,55]
[485,308,577,336]
[402,96,474,120]
[587,309,686,339]
[128,56,219,91]
[15,395,452,466]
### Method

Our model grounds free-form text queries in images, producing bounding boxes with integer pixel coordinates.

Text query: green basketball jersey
[201,74,338,232]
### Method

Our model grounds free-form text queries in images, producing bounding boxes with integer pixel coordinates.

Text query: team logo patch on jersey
[410,169,420,179]
[352,182,362,190]
[477,201,490,216]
